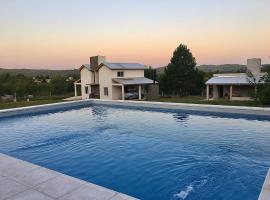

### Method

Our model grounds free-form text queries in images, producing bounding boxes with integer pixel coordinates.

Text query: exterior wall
[99,66,114,99]
[146,85,159,100]
[112,86,122,100]
[111,69,144,78]
[98,66,145,100]
[80,67,94,99]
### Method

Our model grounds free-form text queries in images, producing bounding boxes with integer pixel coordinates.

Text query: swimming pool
[0,105,269,200]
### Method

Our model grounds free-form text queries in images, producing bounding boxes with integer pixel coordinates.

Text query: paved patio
[0,153,138,200]
[258,168,270,200]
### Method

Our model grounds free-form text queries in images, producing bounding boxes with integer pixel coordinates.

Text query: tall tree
[164,44,199,96]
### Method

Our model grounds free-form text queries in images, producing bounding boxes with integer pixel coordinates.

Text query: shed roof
[113,77,154,85]
[206,74,264,85]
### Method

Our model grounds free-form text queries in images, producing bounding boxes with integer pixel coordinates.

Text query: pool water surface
[0,105,270,200]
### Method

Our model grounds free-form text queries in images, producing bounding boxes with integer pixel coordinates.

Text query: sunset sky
[0,0,270,69]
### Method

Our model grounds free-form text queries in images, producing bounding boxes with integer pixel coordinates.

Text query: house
[205,58,265,101]
[74,56,158,100]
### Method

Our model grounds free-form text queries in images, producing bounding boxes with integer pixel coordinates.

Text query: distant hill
[156,64,247,74]
[156,64,270,74]
[0,68,79,78]
[196,64,246,73]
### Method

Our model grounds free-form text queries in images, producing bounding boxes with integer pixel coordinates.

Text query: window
[104,87,109,96]
[85,86,89,94]
[117,71,124,77]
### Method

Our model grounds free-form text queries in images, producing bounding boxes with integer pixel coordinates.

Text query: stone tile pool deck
[0,153,138,200]
[259,169,270,200]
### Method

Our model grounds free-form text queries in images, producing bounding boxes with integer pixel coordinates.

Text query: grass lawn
[152,96,265,107]
[0,99,65,110]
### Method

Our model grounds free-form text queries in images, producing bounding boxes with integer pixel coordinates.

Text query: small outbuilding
[205,58,265,101]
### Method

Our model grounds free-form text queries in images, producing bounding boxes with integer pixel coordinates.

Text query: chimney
[247,58,261,75]
[90,55,106,70]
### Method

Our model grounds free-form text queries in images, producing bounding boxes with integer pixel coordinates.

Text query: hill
[0,68,79,78]
[156,64,247,74]
[196,64,246,73]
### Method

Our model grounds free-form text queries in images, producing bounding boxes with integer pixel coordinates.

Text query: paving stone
[6,189,54,200]
[11,166,60,187]
[262,169,270,189]
[59,183,116,200]
[0,156,39,178]
[0,153,137,200]
[35,174,85,198]
[0,178,28,200]
[258,188,270,200]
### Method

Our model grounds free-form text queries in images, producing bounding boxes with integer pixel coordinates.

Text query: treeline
[145,44,205,96]
[0,73,76,99]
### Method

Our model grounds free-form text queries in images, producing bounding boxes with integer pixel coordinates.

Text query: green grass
[152,96,265,107]
[0,99,65,110]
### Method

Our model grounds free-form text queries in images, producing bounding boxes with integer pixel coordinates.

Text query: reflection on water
[91,105,108,122]
[173,113,189,123]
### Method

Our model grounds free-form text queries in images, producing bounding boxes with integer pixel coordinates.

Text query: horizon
[1,0,270,70]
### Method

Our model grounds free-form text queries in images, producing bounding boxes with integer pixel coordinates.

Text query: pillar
[206,85,209,100]
[139,85,142,100]
[74,84,77,96]
[230,85,233,100]
[122,85,125,100]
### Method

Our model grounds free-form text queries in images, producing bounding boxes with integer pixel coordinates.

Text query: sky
[0,0,270,69]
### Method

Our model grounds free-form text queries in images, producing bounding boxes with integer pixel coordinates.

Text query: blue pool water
[0,105,270,200]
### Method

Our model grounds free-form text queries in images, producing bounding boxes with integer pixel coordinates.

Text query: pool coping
[90,99,270,117]
[258,168,270,200]
[1,99,270,118]
[0,153,138,200]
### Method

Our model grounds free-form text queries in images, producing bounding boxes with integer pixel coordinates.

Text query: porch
[206,84,254,101]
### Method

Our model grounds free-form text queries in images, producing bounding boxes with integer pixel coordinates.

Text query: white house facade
[74,56,158,100]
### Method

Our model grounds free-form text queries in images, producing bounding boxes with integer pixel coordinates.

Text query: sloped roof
[112,77,154,85]
[102,62,147,70]
[80,62,147,71]
[206,74,264,85]
[79,64,93,71]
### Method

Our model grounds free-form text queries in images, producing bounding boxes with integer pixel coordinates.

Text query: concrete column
[230,85,233,100]
[139,85,142,100]
[122,85,125,100]
[206,85,209,100]
[74,84,77,96]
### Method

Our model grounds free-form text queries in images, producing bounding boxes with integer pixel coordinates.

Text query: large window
[117,71,124,77]
[104,87,109,96]
[85,86,89,94]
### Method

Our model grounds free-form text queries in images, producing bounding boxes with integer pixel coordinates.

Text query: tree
[257,70,270,105]
[162,44,203,96]
[144,66,157,83]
